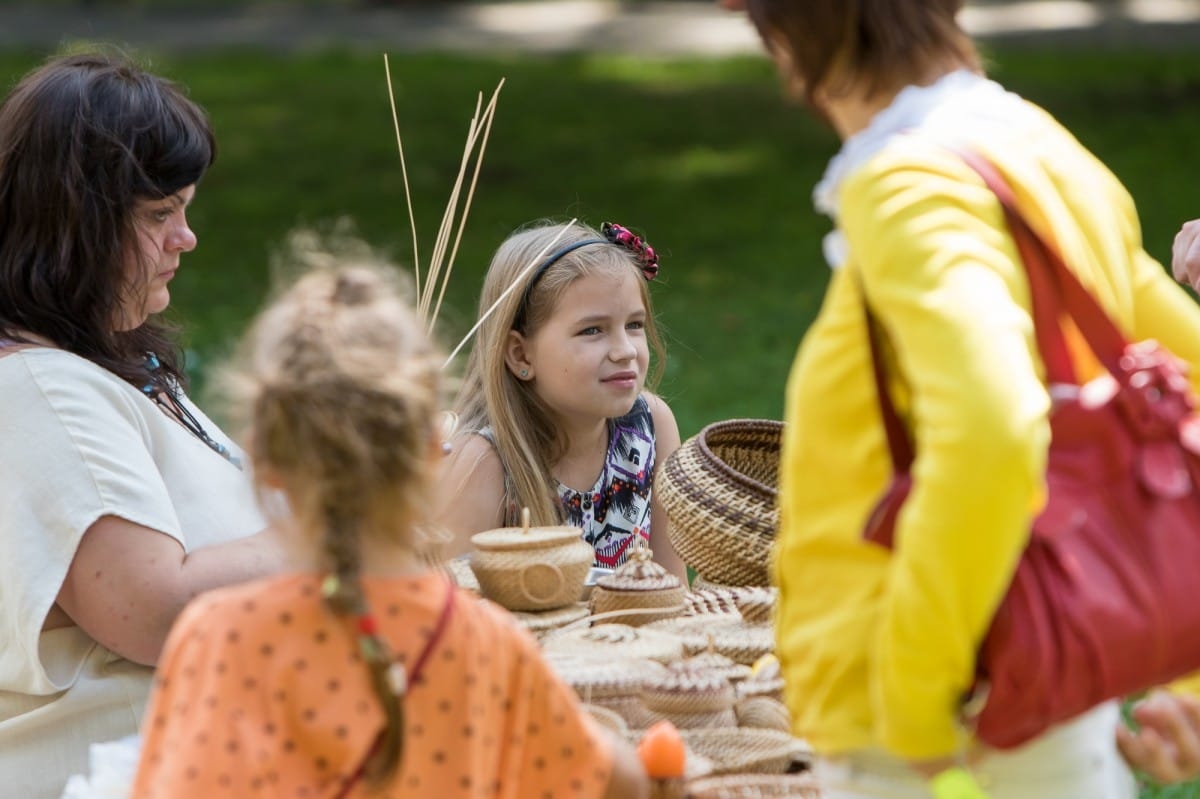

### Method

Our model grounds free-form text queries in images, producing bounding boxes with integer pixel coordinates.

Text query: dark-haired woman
[720,0,1200,796]
[0,51,283,798]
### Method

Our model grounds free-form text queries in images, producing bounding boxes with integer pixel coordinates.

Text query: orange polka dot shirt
[132,572,614,798]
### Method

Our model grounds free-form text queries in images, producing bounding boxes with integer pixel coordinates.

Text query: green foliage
[0,34,1196,799]
[0,45,1195,445]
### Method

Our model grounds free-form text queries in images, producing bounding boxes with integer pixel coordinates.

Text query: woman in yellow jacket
[723,0,1200,796]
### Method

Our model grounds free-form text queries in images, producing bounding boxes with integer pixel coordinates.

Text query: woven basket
[734,696,791,733]
[591,545,687,626]
[646,615,774,667]
[657,419,782,587]
[512,601,591,640]
[733,588,776,626]
[686,773,822,799]
[544,652,663,728]
[641,666,737,729]
[583,703,630,736]
[542,623,686,665]
[679,728,797,776]
[470,524,593,612]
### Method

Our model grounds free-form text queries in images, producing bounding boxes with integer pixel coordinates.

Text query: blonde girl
[131,234,650,799]
[437,219,687,583]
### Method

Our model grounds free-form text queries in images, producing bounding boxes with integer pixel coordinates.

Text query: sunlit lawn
[2,42,1198,795]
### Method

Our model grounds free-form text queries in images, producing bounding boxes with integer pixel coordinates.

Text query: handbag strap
[863,301,915,474]
[956,150,1131,382]
[864,149,1133,474]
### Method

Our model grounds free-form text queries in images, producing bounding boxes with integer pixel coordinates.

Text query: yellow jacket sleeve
[840,149,1052,759]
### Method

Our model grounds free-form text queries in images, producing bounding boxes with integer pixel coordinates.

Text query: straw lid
[512,601,591,638]
[682,649,753,684]
[543,651,668,699]
[542,622,686,664]
[733,587,777,626]
[685,587,760,617]
[471,524,586,552]
[645,615,774,666]
[596,543,682,592]
[645,660,734,697]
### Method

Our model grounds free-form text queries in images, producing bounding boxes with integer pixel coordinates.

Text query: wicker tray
[686,772,822,798]
[657,419,782,587]
[679,728,799,776]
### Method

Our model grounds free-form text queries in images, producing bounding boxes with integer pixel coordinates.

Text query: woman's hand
[1171,219,1200,292]
[1117,690,1200,784]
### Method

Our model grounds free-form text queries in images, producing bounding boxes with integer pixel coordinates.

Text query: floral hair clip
[602,222,659,280]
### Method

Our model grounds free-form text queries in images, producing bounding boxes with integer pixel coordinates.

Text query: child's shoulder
[177,573,318,634]
[459,594,543,647]
[627,392,678,428]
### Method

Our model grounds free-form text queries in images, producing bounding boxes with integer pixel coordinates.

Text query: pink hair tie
[602,222,659,280]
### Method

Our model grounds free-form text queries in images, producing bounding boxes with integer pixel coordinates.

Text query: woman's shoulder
[0,347,139,402]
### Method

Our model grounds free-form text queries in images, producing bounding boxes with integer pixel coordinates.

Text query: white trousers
[813,702,1137,799]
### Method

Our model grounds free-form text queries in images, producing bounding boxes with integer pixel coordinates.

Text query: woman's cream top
[0,348,264,799]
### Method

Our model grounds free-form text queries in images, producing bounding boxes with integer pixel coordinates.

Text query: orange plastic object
[637,719,687,779]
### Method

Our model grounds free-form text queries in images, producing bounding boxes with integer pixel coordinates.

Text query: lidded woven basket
[681,649,753,685]
[542,622,686,665]
[656,419,783,587]
[641,660,737,729]
[470,511,593,612]
[544,651,665,729]
[590,544,687,626]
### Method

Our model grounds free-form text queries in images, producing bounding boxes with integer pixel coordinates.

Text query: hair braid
[321,510,405,783]
[216,229,445,789]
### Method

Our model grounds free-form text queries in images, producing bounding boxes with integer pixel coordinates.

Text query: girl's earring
[520,369,529,378]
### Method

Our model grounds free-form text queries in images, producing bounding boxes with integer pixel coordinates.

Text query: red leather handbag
[863,150,1200,749]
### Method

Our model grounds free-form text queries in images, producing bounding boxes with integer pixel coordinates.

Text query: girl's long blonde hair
[216,229,443,783]
[452,219,666,527]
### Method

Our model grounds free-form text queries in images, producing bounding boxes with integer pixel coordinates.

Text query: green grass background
[2,39,1197,796]
[2,46,1191,440]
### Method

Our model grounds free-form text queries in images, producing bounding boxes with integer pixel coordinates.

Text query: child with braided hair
[436,219,688,584]
[130,232,651,799]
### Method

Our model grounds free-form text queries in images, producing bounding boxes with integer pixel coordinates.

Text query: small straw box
[641,663,738,730]
[544,651,665,729]
[469,523,593,612]
[590,545,687,627]
[656,419,782,587]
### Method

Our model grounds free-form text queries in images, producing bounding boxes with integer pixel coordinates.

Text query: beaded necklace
[141,353,242,469]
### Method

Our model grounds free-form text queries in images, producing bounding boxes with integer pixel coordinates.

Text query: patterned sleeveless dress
[482,395,656,568]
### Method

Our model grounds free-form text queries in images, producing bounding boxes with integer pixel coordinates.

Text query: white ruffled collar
[812,70,1031,268]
